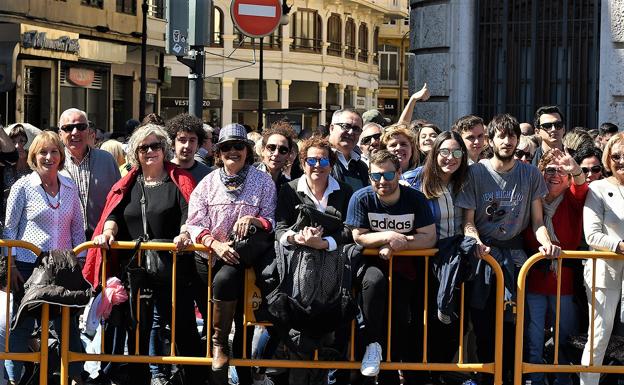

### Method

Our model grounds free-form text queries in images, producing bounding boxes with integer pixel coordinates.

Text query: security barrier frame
[0,240,505,385]
[514,250,624,385]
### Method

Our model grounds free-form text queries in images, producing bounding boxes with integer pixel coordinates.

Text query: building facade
[162,0,407,132]
[409,0,619,130]
[0,0,165,131]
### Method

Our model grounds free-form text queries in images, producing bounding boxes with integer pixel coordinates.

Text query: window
[148,0,164,19]
[477,0,600,127]
[236,79,279,101]
[211,6,224,47]
[358,23,369,63]
[345,19,356,59]
[291,10,322,52]
[81,0,103,8]
[116,0,136,14]
[373,27,379,64]
[379,44,399,83]
[327,14,342,57]
[234,26,282,49]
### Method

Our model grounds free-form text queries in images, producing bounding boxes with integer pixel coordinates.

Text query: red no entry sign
[231,0,282,38]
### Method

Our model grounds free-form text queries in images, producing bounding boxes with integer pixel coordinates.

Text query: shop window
[81,0,103,8]
[60,67,108,130]
[327,14,342,57]
[345,19,356,59]
[379,44,399,84]
[236,79,279,101]
[290,9,322,52]
[358,23,369,63]
[116,0,136,14]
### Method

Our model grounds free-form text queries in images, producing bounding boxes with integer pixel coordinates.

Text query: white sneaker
[360,342,382,377]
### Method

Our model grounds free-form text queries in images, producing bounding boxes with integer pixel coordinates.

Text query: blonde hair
[27,131,66,171]
[602,132,624,174]
[381,123,420,170]
[100,140,126,167]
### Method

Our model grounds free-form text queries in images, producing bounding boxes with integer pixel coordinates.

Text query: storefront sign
[68,67,95,87]
[161,98,222,108]
[21,31,79,55]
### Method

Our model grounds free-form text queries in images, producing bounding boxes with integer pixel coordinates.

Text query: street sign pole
[257,37,263,131]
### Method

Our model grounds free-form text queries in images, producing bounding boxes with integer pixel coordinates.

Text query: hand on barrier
[213,239,240,265]
[475,242,491,259]
[94,232,115,249]
[379,245,393,260]
[173,232,192,251]
[539,243,561,259]
[387,232,408,251]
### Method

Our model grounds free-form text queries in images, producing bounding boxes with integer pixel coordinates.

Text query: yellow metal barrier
[514,250,624,385]
[0,239,50,385]
[62,242,505,385]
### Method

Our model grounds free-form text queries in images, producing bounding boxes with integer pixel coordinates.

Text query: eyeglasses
[304,157,330,168]
[333,122,362,135]
[581,165,602,174]
[540,121,564,130]
[514,149,533,161]
[265,143,290,155]
[439,148,464,159]
[220,141,246,152]
[60,123,89,132]
[544,167,568,177]
[360,133,382,145]
[137,142,163,153]
[611,153,624,162]
[369,171,397,182]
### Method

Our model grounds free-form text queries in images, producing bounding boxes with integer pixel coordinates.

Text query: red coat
[82,162,196,287]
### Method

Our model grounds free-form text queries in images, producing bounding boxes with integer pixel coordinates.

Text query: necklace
[138,174,167,188]
[43,184,60,209]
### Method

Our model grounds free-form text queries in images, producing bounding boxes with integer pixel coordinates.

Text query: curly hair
[126,124,173,167]
[165,113,207,143]
[298,136,337,168]
[261,120,296,150]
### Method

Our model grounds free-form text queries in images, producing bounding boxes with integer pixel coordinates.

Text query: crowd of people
[0,94,622,385]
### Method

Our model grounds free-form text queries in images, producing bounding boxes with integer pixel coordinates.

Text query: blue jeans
[5,314,84,382]
[525,293,578,385]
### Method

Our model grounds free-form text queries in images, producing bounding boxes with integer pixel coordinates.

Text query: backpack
[265,203,358,335]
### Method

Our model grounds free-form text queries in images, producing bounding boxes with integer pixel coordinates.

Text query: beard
[493,146,515,162]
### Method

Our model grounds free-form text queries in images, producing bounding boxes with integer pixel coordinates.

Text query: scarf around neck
[219,164,250,196]
[542,193,564,243]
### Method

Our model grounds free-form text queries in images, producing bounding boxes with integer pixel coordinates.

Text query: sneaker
[438,309,452,324]
[252,374,274,385]
[228,366,239,385]
[360,342,382,377]
[327,369,337,385]
[151,377,170,385]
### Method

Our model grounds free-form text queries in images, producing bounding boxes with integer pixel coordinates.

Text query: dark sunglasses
[514,149,533,161]
[333,122,363,134]
[137,142,163,153]
[304,157,330,168]
[369,171,396,182]
[540,121,564,130]
[360,133,382,145]
[611,153,624,162]
[266,143,290,155]
[60,123,89,132]
[220,141,246,152]
[581,165,602,174]
[439,148,464,159]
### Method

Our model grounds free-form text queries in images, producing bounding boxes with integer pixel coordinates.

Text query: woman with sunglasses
[581,133,624,385]
[273,136,353,384]
[185,123,276,384]
[514,135,539,164]
[522,148,587,385]
[87,124,204,385]
[257,121,297,191]
[4,131,86,385]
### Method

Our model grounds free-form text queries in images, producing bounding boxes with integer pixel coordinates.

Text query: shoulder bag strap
[139,178,149,239]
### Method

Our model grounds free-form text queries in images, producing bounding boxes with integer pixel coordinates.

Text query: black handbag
[138,180,173,287]
[227,224,274,266]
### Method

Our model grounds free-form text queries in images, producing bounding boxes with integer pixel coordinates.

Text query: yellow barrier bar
[553,256,562,365]
[0,239,42,255]
[514,251,623,385]
[171,251,177,357]
[483,253,505,385]
[39,304,50,385]
[135,250,142,355]
[60,306,70,385]
[4,248,11,354]
[101,248,107,353]
[207,257,212,359]
[242,267,249,359]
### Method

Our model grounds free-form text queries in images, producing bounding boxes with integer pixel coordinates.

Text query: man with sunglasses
[358,122,383,165]
[58,108,120,240]
[456,113,560,385]
[328,108,370,191]
[346,150,435,383]
[166,113,210,184]
[533,105,566,166]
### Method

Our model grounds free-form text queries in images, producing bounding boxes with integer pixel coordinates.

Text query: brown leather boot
[211,299,237,371]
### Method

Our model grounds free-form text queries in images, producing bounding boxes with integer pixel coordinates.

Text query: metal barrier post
[60,306,70,385]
